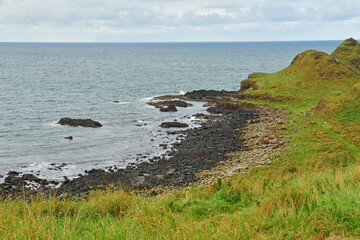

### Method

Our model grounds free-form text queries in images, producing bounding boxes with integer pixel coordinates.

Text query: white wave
[141,96,154,102]
[46,121,60,127]
[179,90,185,95]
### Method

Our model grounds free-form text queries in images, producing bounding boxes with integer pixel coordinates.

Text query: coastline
[0,90,289,198]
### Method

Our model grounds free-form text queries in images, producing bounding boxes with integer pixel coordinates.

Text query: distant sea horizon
[0,39,348,43]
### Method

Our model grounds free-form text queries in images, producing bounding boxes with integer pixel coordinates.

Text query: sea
[0,41,341,182]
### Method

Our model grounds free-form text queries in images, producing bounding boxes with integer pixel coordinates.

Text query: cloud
[0,0,359,41]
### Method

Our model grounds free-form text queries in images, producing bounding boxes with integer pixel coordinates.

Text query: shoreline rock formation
[57,118,102,128]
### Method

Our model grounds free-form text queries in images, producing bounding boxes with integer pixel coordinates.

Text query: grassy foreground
[1,39,360,239]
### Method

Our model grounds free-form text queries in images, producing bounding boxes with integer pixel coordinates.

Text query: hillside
[331,38,360,73]
[1,39,360,239]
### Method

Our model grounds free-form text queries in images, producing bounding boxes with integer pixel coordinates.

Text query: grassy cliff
[1,39,360,239]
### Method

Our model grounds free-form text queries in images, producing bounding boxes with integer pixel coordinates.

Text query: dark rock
[57,118,102,128]
[160,105,177,112]
[160,122,189,128]
[184,90,235,100]
[148,100,192,108]
[65,136,73,140]
[113,101,120,103]
[206,107,235,114]
[160,144,168,149]
[8,171,21,176]
[167,131,178,135]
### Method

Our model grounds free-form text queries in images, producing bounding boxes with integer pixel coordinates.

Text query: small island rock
[160,122,189,128]
[57,118,102,128]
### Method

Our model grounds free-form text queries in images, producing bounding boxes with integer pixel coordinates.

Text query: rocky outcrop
[184,90,236,101]
[148,100,192,108]
[160,122,189,128]
[240,79,258,92]
[160,105,177,112]
[57,118,102,128]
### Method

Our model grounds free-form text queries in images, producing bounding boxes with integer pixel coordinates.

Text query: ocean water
[0,41,341,182]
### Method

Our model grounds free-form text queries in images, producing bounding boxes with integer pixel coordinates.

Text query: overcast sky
[0,0,359,42]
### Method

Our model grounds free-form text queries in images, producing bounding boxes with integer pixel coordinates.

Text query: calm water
[0,41,341,181]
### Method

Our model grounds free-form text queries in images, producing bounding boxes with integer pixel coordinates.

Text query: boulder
[160,105,177,112]
[148,100,192,108]
[57,118,102,128]
[160,122,189,128]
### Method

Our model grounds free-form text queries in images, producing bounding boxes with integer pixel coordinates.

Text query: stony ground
[196,106,291,186]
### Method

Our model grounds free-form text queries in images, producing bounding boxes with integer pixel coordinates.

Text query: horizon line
[0,39,349,44]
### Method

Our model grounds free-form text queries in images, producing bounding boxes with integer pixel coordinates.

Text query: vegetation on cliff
[1,39,360,239]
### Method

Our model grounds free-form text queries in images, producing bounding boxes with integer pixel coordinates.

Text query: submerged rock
[57,118,102,128]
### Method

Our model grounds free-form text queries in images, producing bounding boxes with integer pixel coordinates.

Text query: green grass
[1,39,360,239]
[2,99,360,239]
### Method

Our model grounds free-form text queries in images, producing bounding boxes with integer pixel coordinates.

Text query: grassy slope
[2,39,360,239]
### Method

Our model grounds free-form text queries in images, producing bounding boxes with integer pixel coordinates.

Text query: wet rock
[65,136,73,140]
[8,171,21,176]
[167,131,178,135]
[148,100,192,108]
[159,144,168,149]
[160,122,189,128]
[160,105,177,112]
[57,118,102,128]
[113,101,120,103]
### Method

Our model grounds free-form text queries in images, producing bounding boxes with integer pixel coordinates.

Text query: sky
[0,0,359,42]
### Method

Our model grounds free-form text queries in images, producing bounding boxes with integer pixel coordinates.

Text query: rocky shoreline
[0,89,289,199]
[57,108,258,196]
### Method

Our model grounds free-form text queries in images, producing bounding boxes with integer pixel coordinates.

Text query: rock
[240,79,258,92]
[184,90,236,100]
[113,101,120,103]
[160,105,177,112]
[8,171,21,176]
[148,100,192,108]
[65,136,73,140]
[57,118,102,128]
[160,122,189,128]
[159,144,168,149]
[260,136,270,144]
